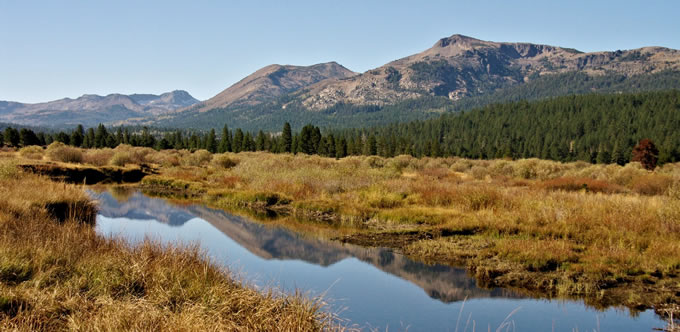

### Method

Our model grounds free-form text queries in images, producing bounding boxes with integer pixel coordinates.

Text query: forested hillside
[154,70,680,132]
[5,90,679,165]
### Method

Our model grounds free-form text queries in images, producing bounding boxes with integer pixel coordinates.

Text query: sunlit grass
[0,160,344,331]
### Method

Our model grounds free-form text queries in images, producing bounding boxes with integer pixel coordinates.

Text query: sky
[1,0,679,103]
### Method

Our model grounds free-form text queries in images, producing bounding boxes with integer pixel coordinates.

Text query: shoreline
[6,147,680,322]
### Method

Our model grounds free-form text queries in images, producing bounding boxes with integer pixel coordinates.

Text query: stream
[91,188,667,331]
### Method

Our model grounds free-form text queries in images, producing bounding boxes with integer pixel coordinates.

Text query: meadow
[0,151,340,331]
[5,143,680,319]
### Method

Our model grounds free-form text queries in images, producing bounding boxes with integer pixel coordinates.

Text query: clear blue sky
[1,0,678,103]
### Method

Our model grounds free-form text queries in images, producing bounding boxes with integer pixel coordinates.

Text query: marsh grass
[8,148,680,313]
[0,161,342,331]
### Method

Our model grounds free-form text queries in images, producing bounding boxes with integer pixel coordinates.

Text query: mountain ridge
[0,90,199,127]
[186,61,356,114]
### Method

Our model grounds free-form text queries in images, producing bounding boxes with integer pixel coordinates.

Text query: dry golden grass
[0,160,342,331]
[6,148,680,313]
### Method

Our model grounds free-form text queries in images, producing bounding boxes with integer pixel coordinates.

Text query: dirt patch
[44,201,97,225]
[20,163,153,184]
[336,230,434,248]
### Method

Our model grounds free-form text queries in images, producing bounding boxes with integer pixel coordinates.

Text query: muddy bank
[20,163,153,184]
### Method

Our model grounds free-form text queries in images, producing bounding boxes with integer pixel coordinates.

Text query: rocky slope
[151,34,680,131]
[186,61,356,113]
[295,34,680,110]
[0,90,198,127]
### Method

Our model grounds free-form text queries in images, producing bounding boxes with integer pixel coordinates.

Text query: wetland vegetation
[2,143,679,327]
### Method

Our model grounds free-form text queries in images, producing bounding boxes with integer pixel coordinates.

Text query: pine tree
[19,128,40,146]
[233,129,244,153]
[115,127,123,146]
[282,122,292,153]
[205,129,217,153]
[336,137,348,158]
[219,125,231,153]
[4,127,20,147]
[94,124,108,148]
[123,128,131,145]
[255,130,266,151]
[71,125,84,147]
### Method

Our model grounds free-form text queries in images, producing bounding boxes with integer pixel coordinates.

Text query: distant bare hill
[0,90,198,127]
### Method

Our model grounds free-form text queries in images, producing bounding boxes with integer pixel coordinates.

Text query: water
[92,189,667,331]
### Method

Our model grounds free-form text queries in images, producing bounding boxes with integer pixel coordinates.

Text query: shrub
[213,154,240,169]
[109,152,131,166]
[388,155,415,172]
[46,142,83,163]
[0,160,19,180]
[363,156,386,169]
[666,180,680,200]
[631,174,673,196]
[540,177,626,194]
[182,150,213,167]
[18,146,44,160]
[449,158,473,172]
[470,166,488,180]
[82,149,114,166]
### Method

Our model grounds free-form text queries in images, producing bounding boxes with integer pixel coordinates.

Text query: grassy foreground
[0,156,337,330]
[7,144,680,317]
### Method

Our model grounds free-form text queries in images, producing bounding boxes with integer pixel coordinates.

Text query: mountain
[0,90,198,127]
[295,34,680,110]
[186,62,356,113]
[152,34,680,131]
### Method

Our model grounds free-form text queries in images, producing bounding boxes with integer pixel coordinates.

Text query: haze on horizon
[1,0,679,103]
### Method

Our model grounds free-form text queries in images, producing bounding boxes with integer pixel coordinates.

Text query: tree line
[2,90,679,165]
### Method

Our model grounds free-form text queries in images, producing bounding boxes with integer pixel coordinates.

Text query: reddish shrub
[540,177,625,194]
[632,139,659,171]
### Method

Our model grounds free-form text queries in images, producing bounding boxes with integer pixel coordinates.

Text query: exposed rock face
[294,34,680,110]
[0,90,198,127]
[188,61,356,113]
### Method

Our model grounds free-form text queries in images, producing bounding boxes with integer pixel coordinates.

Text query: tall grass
[0,161,341,331]
[7,148,680,313]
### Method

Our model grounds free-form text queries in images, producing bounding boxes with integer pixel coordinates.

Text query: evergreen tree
[205,129,217,153]
[219,125,231,153]
[54,132,70,144]
[4,127,20,147]
[115,127,124,146]
[71,125,84,147]
[123,128,131,145]
[364,135,377,155]
[84,128,95,148]
[19,128,40,146]
[336,137,348,158]
[281,122,293,153]
[255,130,266,151]
[233,129,244,153]
[141,127,155,148]
[94,124,108,148]
[243,132,255,151]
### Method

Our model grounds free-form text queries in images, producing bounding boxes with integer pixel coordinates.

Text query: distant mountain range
[3,34,680,130]
[0,90,198,127]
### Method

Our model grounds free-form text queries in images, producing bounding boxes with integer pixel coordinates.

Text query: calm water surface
[91,189,666,331]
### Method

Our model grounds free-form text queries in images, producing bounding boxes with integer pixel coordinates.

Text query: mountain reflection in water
[91,188,666,331]
[95,189,517,303]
